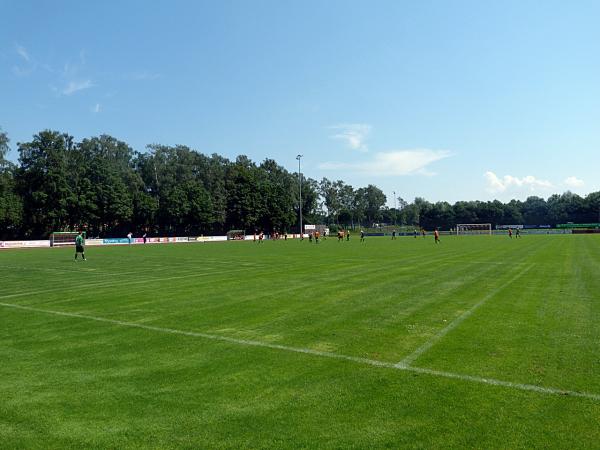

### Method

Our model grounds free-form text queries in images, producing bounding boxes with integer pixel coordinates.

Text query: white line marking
[1,301,598,402]
[397,264,534,367]
[401,366,600,401]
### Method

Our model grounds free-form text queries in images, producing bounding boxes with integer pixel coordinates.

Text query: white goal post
[50,231,85,247]
[456,223,492,235]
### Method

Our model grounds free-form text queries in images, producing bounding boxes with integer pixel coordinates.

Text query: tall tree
[259,159,296,232]
[319,178,342,224]
[522,196,549,225]
[76,135,138,235]
[0,129,23,239]
[363,184,386,225]
[225,155,264,231]
[17,131,74,237]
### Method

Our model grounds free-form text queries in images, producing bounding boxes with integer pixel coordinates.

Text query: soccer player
[74,231,86,260]
[127,231,133,245]
[422,228,426,238]
[434,228,440,244]
[346,230,350,241]
[508,228,513,239]
[315,230,320,244]
[360,230,365,242]
[338,230,344,242]
[413,229,418,238]
[392,230,396,240]
[516,228,521,238]
[258,231,264,243]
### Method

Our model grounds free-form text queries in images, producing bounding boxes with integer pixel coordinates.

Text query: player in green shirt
[75,231,86,260]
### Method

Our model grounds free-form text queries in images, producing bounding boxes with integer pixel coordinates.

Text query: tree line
[1,127,599,240]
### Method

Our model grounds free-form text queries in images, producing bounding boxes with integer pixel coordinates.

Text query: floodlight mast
[393,191,397,225]
[296,155,303,236]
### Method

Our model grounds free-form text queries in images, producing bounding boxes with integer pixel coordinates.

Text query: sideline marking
[397,264,534,367]
[1,301,598,402]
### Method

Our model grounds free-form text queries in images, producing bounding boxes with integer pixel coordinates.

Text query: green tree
[76,135,137,235]
[585,192,600,223]
[225,155,264,231]
[319,178,343,224]
[363,184,386,225]
[259,159,296,232]
[522,196,549,225]
[17,131,74,237]
[0,129,23,239]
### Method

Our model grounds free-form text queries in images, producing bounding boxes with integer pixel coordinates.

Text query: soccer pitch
[1,235,599,448]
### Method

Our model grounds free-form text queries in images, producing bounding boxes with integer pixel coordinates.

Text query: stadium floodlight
[393,191,396,225]
[296,154,303,235]
[456,224,492,235]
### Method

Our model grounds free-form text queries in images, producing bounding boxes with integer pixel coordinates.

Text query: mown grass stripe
[397,264,535,367]
[1,300,599,403]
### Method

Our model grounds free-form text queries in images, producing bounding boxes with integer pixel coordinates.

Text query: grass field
[1,235,599,449]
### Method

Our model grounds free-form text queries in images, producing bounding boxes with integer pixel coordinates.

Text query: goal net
[456,223,491,235]
[226,230,245,240]
[50,231,86,247]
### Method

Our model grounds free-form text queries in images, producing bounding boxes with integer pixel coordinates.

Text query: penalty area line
[0,301,599,403]
[397,264,534,368]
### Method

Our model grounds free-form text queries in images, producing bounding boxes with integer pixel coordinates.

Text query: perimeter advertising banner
[0,240,50,249]
[103,238,131,245]
[193,236,228,242]
[496,224,524,229]
[557,223,600,229]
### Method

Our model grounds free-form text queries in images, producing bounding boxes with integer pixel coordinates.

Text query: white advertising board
[0,240,50,249]
[193,236,228,242]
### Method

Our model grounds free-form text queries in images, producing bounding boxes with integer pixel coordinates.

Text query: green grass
[1,235,599,449]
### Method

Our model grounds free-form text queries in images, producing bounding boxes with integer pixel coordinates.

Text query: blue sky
[1,0,599,204]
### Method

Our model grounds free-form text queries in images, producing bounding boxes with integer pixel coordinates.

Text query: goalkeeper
[75,231,86,261]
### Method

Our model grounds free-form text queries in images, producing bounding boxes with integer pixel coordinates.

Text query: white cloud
[484,171,553,194]
[125,71,161,80]
[12,44,35,76]
[62,79,94,95]
[329,124,371,152]
[319,149,451,176]
[91,103,101,113]
[15,44,30,62]
[12,65,33,76]
[563,176,584,188]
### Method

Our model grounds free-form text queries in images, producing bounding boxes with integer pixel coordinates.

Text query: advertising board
[103,238,131,245]
[0,240,50,249]
[496,224,524,229]
[193,236,228,242]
